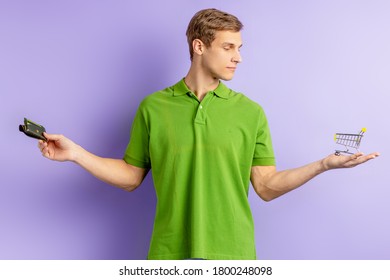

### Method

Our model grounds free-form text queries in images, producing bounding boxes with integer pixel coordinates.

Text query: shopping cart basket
[334,128,366,155]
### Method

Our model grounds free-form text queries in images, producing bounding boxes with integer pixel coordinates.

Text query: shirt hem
[123,156,151,169]
[147,252,256,260]
[252,157,276,166]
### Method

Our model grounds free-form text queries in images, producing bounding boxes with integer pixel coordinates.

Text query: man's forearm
[252,160,326,201]
[266,160,325,192]
[71,144,147,191]
[39,133,148,191]
[252,152,379,201]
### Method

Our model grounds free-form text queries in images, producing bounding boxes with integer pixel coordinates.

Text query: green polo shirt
[124,79,275,260]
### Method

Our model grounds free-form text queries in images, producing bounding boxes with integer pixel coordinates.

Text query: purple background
[1,0,389,259]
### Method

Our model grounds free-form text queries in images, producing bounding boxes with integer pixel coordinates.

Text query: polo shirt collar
[173,78,232,99]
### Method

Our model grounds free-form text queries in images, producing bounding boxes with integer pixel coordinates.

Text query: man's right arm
[38,132,148,191]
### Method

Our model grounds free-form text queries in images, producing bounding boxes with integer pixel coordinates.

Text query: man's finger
[43,132,63,141]
[351,152,363,160]
[353,152,380,165]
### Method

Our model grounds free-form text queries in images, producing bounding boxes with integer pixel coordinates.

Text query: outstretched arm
[38,132,148,191]
[251,152,380,201]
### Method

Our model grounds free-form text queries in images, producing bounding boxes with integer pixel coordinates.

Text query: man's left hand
[322,152,380,170]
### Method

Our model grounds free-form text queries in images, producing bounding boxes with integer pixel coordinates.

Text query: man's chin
[219,75,234,81]
[212,72,235,81]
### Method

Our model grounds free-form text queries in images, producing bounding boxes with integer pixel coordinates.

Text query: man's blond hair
[186,8,243,60]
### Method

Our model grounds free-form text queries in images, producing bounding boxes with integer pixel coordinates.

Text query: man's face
[201,30,243,81]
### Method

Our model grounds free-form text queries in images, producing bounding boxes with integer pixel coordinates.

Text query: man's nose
[232,51,242,63]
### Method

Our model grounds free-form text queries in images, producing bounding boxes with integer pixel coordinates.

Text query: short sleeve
[252,108,276,166]
[123,106,151,169]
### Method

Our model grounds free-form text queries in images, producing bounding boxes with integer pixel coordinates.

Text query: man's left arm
[251,152,380,202]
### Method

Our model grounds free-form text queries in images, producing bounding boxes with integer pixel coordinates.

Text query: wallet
[19,118,47,141]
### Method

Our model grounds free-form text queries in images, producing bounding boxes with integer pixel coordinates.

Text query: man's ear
[192,39,205,56]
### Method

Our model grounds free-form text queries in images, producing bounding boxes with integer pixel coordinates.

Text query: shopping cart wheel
[335,151,341,156]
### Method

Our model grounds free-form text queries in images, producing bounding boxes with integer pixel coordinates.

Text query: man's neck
[184,65,219,101]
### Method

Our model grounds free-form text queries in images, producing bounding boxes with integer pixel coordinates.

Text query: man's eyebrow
[222,42,243,48]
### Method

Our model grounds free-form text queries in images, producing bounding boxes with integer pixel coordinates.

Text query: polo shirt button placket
[194,94,212,125]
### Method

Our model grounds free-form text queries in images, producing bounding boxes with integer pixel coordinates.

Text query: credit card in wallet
[19,118,47,141]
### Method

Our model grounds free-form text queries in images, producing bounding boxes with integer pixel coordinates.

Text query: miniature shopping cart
[334,128,366,155]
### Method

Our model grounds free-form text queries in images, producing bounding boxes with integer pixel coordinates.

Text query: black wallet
[19,118,47,141]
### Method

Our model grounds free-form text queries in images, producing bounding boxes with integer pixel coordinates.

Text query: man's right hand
[38,132,78,162]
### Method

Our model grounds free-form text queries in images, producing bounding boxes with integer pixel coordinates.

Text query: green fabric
[124,79,275,260]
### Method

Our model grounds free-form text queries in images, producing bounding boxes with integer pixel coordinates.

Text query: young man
[38,8,379,260]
